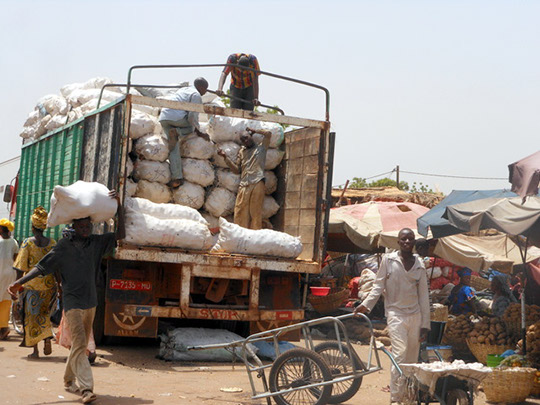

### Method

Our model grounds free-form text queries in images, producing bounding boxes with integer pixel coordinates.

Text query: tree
[348,177,409,190]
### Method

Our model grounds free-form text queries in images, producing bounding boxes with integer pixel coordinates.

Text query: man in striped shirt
[217,53,260,111]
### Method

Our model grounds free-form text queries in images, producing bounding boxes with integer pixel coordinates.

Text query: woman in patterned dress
[13,206,57,358]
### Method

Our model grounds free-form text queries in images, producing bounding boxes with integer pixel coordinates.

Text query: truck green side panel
[14,99,125,242]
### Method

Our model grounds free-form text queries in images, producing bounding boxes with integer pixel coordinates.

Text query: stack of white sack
[357,269,377,301]
[124,197,213,250]
[47,181,118,228]
[213,218,303,259]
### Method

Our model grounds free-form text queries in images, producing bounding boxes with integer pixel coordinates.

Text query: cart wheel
[10,298,24,336]
[445,389,470,405]
[269,347,333,405]
[313,341,364,404]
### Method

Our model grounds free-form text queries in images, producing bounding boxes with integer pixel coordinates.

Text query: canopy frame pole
[517,236,529,354]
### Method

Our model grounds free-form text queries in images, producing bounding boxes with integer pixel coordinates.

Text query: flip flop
[381,385,391,393]
[44,339,52,355]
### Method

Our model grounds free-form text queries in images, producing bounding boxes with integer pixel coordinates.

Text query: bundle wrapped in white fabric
[134,180,171,204]
[135,134,169,162]
[67,107,84,123]
[172,181,205,210]
[44,114,67,132]
[207,116,284,148]
[201,212,220,229]
[212,141,240,168]
[214,218,302,259]
[264,171,277,195]
[133,160,171,184]
[216,169,240,193]
[130,110,157,139]
[262,196,280,219]
[204,187,236,218]
[125,210,213,250]
[181,134,215,160]
[66,88,122,108]
[60,77,114,98]
[24,110,41,127]
[125,197,207,225]
[126,158,134,177]
[265,149,285,170]
[47,181,117,227]
[125,178,137,197]
[37,94,69,116]
[182,158,215,187]
[20,115,52,140]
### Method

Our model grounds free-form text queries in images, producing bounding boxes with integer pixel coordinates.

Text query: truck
[12,65,335,342]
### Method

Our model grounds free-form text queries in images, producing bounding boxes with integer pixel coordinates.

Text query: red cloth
[430,276,451,290]
[348,276,361,299]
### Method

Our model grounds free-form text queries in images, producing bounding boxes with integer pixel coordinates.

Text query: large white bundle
[44,114,67,132]
[135,134,169,162]
[20,115,52,140]
[130,110,157,139]
[262,196,280,219]
[215,218,302,258]
[37,94,69,116]
[125,178,137,197]
[47,181,117,227]
[125,210,213,250]
[216,169,240,193]
[182,158,215,187]
[60,77,114,98]
[181,134,215,160]
[133,160,171,184]
[134,180,171,204]
[67,107,84,123]
[212,141,240,168]
[204,187,236,218]
[24,110,41,127]
[126,158,134,177]
[265,149,285,170]
[207,116,284,148]
[66,88,122,108]
[125,197,207,225]
[201,212,220,229]
[264,171,277,195]
[172,181,205,210]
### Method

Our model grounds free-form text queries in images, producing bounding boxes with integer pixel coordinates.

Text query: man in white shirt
[159,77,210,188]
[354,228,430,403]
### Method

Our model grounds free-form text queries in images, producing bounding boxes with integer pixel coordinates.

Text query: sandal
[43,339,52,355]
[381,385,391,393]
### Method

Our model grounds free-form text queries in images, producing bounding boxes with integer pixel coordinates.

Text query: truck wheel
[313,341,364,404]
[445,389,470,405]
[269,347,333,405]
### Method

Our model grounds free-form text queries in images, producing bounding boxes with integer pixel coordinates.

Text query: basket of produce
[502,303,540,337]
[526,321,540,368]
[470,275,491,291]
[430,303,448,322]
[466,339,513,365]
[308,287,349,314]
[441,314,473,353]
[466,316,515,364]
[531,370,540,397]
[483,366,536,403]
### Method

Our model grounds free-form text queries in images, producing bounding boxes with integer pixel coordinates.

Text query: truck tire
[269,347,332,405]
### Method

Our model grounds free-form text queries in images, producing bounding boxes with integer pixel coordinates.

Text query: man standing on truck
[216,53,260,111]
[159,77,210,189]
[354,228,430,404]
[217,127,270,230]
[8,191,123,404]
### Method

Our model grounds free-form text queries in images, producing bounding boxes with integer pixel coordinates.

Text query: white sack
[172,181,205,210]
[126,158,134,177]
[44,114,67,132]
[47,181,117,227]
[125,210,213,250]
[262,196,280,219]
[201,212,220,229]
[215,218,302,259]
[134,180,171,204]
[60,77,114,98]
[37,94,69,116]
[212,142,240,168]
[24,110,40,127]
[427,267,443,279]
[204,187,236,218]
[133,160,171,184]
[67,107,83,123]
[182,158,215,187]
[216,169,240,193]
[21,115,53,140]
[207,116,284,148]
[265,149,285,170]
[130,110,157,139]
[135,134,169,162]
[181,134,215,160]
[264,171,277,195]
[125,178,137,197]
[66,88,122,108]
[125,197,207,225]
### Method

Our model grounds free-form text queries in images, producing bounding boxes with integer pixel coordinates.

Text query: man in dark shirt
[217,53,261,111]
[8,192,123,404]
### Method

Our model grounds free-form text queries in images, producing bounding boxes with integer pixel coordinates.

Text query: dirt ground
[1,326,540,405]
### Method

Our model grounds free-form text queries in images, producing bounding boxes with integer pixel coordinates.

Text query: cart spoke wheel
[314,341,365,404]
[269,347,332,405]
[10,297,24,335]
[446,389,470,405]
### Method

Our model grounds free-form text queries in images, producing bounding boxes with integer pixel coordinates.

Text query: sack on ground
[135,134,169,162]
[134,180,172,204]
[133,160,171,184]
[126,197,207,225]
[182,158,215,187]
[216,169,240,193]
[181,134,215,160]
[204,187,236,218]
[214,218,303,258]
[265,149,285,170]
[47,181,117,228]
[172,181,205,210]
[125,210,213,250]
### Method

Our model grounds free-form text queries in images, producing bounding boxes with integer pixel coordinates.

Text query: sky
[1,0,539,194]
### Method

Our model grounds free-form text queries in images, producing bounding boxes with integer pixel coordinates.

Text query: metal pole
[396,165,400,189]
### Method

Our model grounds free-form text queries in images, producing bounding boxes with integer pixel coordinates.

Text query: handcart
[186,313,487,405]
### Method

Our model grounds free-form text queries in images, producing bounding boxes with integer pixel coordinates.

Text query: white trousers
[387,311,422,402]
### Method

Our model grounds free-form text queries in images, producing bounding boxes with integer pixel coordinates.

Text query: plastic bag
[204,187,236,218]
[134,180,172,204]
[135,134,169,162]
[214,218,302,259]
[182,158,215,187]
[47,181,117,227]
[216,169,240,193]
[172,181,205,210]
[125,197,207,225]
[181,134,215,160]
[133,160,171,184]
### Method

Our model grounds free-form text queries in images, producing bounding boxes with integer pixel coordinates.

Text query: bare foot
[0,328,9,340]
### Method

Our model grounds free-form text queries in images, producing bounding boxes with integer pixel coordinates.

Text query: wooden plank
[180,264,191,310]
[191,265,252,280]
[249,269,260,312]
[129,94,329,130]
